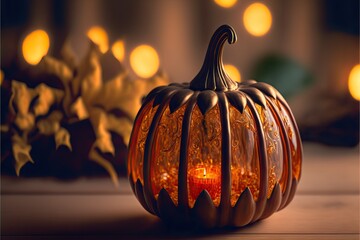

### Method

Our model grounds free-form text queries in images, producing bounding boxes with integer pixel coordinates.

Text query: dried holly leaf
[38,56,73,83]
[106,114,133,145]
[33,83,64,117]
[9,81,36,131]
[88,145,119,187]
[12,135,34,176]
[93,72,168,120]
[70,97,89,120]
[73,41,102,103]
[89,108,115,155]
[55,127,72,151]
[37,111,63,135]
[60,39,77,70]
[10,81,34,116]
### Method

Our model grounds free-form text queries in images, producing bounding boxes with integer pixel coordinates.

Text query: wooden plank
[297,143,359,194]
[2,234,358,240]
[0,177,131,195]
[1,194,359,236]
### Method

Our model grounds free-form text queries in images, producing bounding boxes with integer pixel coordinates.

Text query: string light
[243,3,272,37]
[22,29,50,65]
[348,64,360,101]
[87,26,109,53]
[130,45,160,78]
[111,40,125,62]
[224,64,241,82]
[214,0,237,8]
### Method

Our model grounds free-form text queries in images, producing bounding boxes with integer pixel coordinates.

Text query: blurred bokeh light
[22,29,50,65]
[130,44,159,78]
[86,26,109,53]
[214,0,237,8]
[348,64,360,101]
[224,64,241,82]
[111,39,125,62]
[243,3,272,37]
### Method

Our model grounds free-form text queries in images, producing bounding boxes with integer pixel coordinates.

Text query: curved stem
[190,25,238,91]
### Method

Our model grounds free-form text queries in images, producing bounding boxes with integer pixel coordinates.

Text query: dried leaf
[37,111,63,135]
[14,114,35,132]
[54,127,72,151]
[38,56,73,83]
[70,97,89,120]
[33,83,64,116]
[72,42,102,102]
[10,81,34,116]
[12,135,34,176]
[106,114,133,145]
[60,39,77,70]
[88,145,119,188]
[89,109,115,156]
[10,81,36,131]
[92,73,168,120]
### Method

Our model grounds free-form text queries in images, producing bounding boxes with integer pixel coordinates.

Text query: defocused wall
[1,0,359,147]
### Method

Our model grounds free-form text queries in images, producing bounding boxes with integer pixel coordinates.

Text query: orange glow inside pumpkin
[128,98,302,207]
[187,104,223,207]
[150,103,185,205]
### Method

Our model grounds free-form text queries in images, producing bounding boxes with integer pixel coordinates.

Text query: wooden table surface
[1,143,359,239]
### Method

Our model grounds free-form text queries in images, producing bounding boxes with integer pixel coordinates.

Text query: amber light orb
[127,25,302,228]
[22,29,50,65]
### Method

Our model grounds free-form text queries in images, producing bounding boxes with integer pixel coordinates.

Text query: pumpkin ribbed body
[127,25,302,228]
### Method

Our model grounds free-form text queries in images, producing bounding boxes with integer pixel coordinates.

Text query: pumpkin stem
[190,25,238,91]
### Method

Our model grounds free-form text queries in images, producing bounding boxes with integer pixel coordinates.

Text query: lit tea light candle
[189,167,221,200]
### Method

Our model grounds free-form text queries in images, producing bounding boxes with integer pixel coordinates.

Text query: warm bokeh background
[1,0,359,178]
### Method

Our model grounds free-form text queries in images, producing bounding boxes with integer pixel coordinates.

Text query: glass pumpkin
[127,25,302,228]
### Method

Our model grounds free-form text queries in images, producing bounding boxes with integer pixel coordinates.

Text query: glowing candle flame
[130,44,160,78]
[111,40,125,62]
[22,29,50,65]
[243,3,272,37]
[224,64,241,82]
[214,0,237,8]
[87,26,109,53]
[348,64,360,101]
[203,168,206,177]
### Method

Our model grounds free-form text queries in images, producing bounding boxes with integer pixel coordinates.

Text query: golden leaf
[88,145,119,187]
[33,84,64,117]
[38,56,73,83]
[10,81,34,116]
[9,81,36,131]
[73,42,102,103]
[89,108,115,155]
[12,135,34,176]
[92,73,169,120]
[70,97,89,120]
[37,111,63,135]
[55,127,72,151]
[60,39,77,70]
[106,114,133,145]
